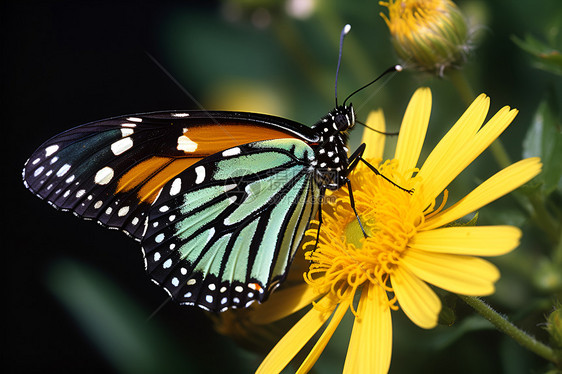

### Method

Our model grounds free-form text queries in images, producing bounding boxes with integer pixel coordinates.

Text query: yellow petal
[391,266,441,329]
[401,248,500,296]
[256,295,336,374]
[343,285,392,374]
[419,105,518,206]
[417,94,489,204]
[394,87,432,177]
[423,158,542,230]
[296,300,350,374]
[362,109,386,160]
[410,226,521,256]
[249,284,322,325]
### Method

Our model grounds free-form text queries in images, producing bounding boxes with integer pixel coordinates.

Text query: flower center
[304,160,426,310]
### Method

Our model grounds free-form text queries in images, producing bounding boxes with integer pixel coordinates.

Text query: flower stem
[528,191,560,245]
[458,295,558,364]
[448,69,475,106]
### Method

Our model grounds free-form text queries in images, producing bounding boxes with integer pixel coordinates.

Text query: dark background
[4,2,253,373]
[4,1,561,373]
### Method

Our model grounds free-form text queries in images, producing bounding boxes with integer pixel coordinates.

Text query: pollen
[304,159,431,312]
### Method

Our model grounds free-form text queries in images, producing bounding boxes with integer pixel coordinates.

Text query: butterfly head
[314,104,356,137]
[334,104,356,132]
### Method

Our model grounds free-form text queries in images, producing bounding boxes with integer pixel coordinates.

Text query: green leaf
[522,89,562,194]
[46,259,193,374]
[512,34,562,76]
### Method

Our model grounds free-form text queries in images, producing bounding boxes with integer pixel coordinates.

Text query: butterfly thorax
[310,105,355,190]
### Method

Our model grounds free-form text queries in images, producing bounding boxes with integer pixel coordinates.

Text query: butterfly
[22,25,403,312]
[23,106,361,310]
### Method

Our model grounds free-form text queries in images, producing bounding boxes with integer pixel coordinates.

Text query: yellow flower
[380,0,471,75]
[255,87,542,373]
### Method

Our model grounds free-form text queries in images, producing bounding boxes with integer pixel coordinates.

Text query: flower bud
[380,0,471,75]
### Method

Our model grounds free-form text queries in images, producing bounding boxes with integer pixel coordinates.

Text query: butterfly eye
[335,109,353,131]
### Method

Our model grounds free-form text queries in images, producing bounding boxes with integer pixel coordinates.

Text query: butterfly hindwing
[141,139,320,311]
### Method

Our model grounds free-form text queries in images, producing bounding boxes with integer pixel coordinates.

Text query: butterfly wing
[23,111,316,240]
[141,138,320,312]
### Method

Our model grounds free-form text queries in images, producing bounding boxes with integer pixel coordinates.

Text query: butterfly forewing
[141,139,320,311]
[23,111,312,240]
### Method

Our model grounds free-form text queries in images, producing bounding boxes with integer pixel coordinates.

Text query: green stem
[458,295,558,364]
[448,69,474,105]
[528,191,560,245]
[554,228,562,266]
[448,69,512,169]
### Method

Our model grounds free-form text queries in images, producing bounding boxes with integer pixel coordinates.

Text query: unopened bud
[380,0,472,75]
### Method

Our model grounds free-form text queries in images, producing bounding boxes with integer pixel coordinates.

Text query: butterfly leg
[341,144,369,238]
[359,158,413,194]
[313,185,327,251]
[348,143,413,194]
[346,143,366,172]
[346,178,368,238]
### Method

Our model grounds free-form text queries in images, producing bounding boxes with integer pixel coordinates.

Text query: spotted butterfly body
[23,107,356,312]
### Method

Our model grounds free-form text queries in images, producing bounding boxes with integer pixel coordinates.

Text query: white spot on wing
[56,164,71,177]
[171,113,190,117]
[45,145,59,157]
[121,128,134,137]
[195,166,205,184]
[126,117,143,122]
[111,137,133,156]
[155,233,165,243]
[33,166,44,177]
[94,166,114,185]
[118,206,129,217]
[177,135,198,152]
[222,147,241,157]
[169,177,182,196]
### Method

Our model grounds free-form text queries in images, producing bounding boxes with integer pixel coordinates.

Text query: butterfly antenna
[356,119,400,136]
[343,64,403,107]
[335,24,352,107]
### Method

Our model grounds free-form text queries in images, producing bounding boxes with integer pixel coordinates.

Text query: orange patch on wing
[248,282,263,293]
[117,156,202,203]
[183,124,300,154]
